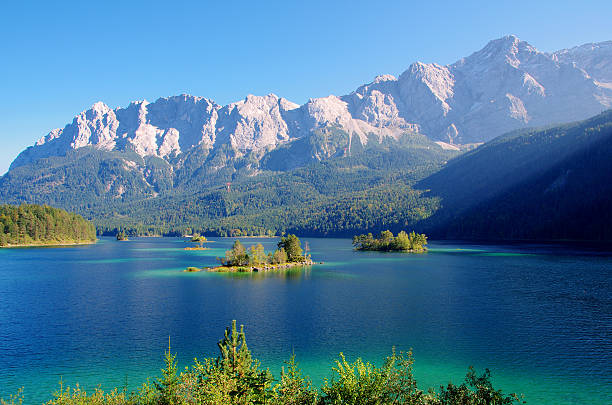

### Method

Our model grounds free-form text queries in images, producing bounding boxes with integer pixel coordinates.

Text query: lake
[0,237,610,404]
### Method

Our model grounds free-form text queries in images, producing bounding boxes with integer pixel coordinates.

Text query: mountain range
[1,35,611,240]
[10,35,612,171]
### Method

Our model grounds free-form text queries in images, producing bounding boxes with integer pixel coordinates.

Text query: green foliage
[154,339,182,405]
[270,248,288,265]
[191,320,274,404]
[43,379,158,405]
[216,321,254,377]
[437,367,525,405]
[221,240,250,266]
[0,204,96,247]
[276,354,318,405]
[220,237,307,267]
[248,244,267,266]
[320,350,431,405]
[20,321,523,405]
[353,230,428,252]
[191,234,208,247]
[0,388,23,405]
[277,234,303,262]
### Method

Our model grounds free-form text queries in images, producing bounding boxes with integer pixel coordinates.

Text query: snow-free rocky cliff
[10,35,612,170]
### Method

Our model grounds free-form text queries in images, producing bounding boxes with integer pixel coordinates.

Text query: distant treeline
[0,204,96,246]
[92,182,439,238]
[1,321,524,405]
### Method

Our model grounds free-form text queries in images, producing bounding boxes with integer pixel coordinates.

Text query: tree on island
[248,243,267,266]
[221,240,250,266]
[269,247,288,264]
[277,234,303,262]
[190,234,207,248]
[353,230,428,252]
[218,235,307,267]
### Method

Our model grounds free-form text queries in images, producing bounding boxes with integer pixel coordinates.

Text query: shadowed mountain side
[417,109,612,241]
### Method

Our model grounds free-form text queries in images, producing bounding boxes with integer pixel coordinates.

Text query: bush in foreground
[2,321,524,405]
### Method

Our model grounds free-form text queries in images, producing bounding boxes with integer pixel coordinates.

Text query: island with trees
[185,234,208,250]
[0,204,96,247]
[186,234,314,273]
[353,230,428,252]
[116,231,129,241]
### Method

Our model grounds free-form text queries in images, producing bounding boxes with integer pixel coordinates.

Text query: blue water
[0,237,610,404]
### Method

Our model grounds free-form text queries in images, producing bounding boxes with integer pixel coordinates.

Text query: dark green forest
[419,109,612,241]
[0,321,524,405]
[0,204,96,246]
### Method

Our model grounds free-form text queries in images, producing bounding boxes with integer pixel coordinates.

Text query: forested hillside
[419,109,612,241]
[0,204,96,246]
[93,134,452,236]
[1,132,456,237]
[2,110,612,242]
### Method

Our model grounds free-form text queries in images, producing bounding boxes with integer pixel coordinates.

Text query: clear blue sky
[1,0,611,174]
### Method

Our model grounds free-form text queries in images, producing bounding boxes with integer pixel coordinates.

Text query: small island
[0,204,96,247]
[186,234,314,273]
[185,234,208,250]
[116,231,129,241]
[352,230,428,253]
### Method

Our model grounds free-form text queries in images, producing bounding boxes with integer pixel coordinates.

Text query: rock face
[10,35,612,170]
[552,40,612,85]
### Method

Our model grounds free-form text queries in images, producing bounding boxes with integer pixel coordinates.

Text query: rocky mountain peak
[454,35,541,70]
[8,35,612,171]
[91,101,112,115]
[400,62,454,104]
[373,74,397,84]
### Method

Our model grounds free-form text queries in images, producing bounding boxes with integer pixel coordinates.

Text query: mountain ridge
[9,35,612,172]
[2,35,612,241]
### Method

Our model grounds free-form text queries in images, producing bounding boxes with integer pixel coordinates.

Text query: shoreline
[0,240,97,248]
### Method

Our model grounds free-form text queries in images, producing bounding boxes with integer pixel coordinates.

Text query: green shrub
[1,321,524,405]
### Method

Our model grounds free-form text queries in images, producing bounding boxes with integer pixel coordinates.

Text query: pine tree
[278,234,303,262]
[155,337,182,405]
[215,320,274,403]
[217,320,253,378]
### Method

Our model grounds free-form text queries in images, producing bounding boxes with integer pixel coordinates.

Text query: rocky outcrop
[552,40,612,85]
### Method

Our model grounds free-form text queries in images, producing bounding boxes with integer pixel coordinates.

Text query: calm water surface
[0,237,610,404]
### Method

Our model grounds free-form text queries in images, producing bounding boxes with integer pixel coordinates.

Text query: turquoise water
[0,237,610,404]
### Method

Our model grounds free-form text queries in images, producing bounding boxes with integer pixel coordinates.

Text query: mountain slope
[418,109,612,240]
[65,134,455,236]
[552,40,612,86]
[1,36,612,240]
